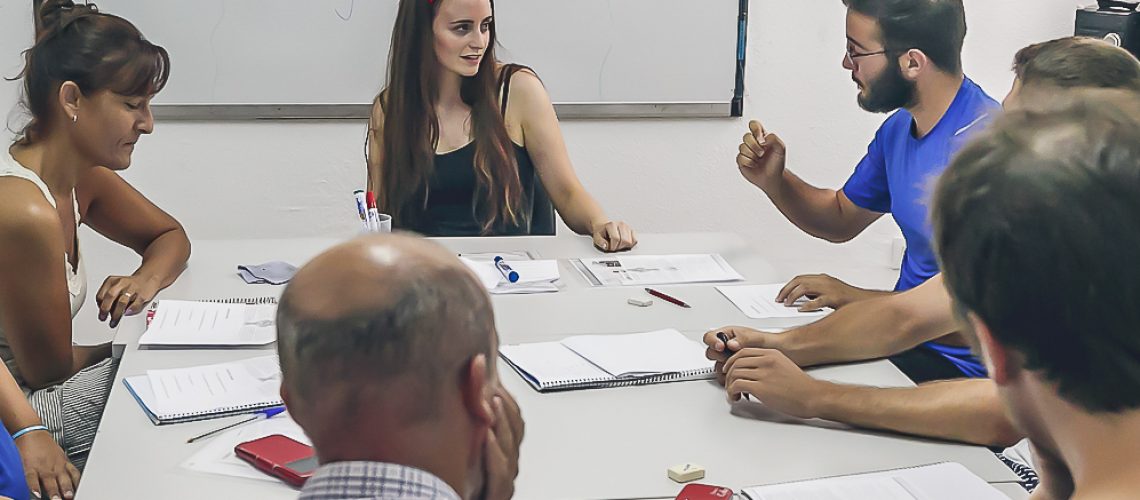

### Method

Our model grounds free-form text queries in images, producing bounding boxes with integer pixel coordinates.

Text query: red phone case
[675,483,734,500]
[234,434,315,487]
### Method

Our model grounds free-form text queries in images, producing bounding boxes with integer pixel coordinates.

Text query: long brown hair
[13,0,170,145]
[372,0,523,234]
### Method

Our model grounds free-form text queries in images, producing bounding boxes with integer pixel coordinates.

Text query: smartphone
[675,484,734,500]
[234,434,317,487]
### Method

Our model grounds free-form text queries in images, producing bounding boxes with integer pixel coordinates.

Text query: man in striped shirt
[276,234,524,500]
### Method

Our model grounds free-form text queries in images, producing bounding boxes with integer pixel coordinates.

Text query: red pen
[644,287,691,308]
[365,192,381,232]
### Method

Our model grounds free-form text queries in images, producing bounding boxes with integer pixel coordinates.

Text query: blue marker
[494,256,520,283]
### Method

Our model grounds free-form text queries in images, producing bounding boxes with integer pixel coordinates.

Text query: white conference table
[75,232,1019,499]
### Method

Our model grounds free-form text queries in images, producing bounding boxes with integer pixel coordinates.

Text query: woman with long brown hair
[367,0,637,251]
[0,1,190,497]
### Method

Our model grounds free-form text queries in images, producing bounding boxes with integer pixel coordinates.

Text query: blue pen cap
[494,256,520,283]
[261,406,287,418]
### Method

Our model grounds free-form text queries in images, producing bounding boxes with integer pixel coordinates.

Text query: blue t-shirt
[0,428,29,500]
[842,77,999,378]
[842,76,998,292]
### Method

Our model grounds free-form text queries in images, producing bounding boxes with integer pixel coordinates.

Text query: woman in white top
[0,1,190,497]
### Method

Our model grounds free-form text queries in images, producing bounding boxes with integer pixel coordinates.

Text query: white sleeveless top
[0,149,87,391]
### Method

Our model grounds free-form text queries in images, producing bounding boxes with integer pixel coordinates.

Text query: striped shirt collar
[299,461,462,500]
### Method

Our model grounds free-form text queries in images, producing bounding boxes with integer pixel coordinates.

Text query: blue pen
[186,406,286,443]
[494,256,520,283]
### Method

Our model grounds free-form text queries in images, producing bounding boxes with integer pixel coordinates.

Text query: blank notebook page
[560,329,710,377]
[498,342,612,383]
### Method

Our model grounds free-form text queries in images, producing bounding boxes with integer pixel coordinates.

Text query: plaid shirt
[299,461,462,500]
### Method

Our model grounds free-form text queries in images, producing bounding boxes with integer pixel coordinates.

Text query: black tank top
[403,65,538,236]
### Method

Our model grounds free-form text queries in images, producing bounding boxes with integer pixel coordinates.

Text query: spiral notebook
[139,297,278,349]
[499,329,714,392]
[123,355,283,425]
[741,462,1007,499]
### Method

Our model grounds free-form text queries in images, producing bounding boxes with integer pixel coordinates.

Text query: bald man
[277,234,524,500]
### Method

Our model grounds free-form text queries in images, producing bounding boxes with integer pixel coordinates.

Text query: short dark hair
[843,0,967,74]
[13,0,170,144]
[933,89,1140,413]
[276,257,496,420]
[1013,37,1140,93]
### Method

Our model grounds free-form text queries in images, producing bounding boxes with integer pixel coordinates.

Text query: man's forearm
[780,295,922,366]
[780,275,960,366]
[766,170,863,243]
[811,378,1022,447]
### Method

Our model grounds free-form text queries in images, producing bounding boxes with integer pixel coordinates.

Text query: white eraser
[667,463,705,483]
[627,297,653,307]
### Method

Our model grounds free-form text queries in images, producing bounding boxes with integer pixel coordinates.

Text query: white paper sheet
[742,462,1008,500]
[146,356,282,417]
[181,414,310,483]
[575,254,743,286]
[139,300,277,347]
[716,284,831,319]
[460,257,561,294]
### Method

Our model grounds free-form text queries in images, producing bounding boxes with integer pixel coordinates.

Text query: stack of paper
[460,256,561,294]
[741,462,1008,500]
[124,355,283,425]
[571,254,743,287]
[717,284,831,319]
[139,300,278,348]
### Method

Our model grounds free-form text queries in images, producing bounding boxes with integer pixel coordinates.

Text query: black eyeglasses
[845,46,888,69]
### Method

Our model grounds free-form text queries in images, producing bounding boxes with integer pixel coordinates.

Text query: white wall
[0,0,1085,286]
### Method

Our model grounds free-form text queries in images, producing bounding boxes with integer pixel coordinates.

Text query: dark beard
[857,63,917,113]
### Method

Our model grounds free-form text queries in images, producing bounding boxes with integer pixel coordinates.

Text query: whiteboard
[93,0,747,119]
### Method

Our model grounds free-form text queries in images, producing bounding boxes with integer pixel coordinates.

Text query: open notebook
[499,329,714,392]
[123,355,283,425]
[741,462,1008,500]
[139,297,278,349]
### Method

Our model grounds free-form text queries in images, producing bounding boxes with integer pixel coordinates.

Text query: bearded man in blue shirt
[722,0,998,383]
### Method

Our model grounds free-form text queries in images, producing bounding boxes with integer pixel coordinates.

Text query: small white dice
[667,463,706,483]
[627,297,653,307]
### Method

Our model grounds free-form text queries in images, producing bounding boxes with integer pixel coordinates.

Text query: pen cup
[359,211,393,234]
[376,214,392,233]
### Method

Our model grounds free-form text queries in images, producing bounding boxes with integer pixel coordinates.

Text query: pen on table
[187,406,286,444]
[494,256,520,283]
[644,287,690,308]
[717,331,750,401]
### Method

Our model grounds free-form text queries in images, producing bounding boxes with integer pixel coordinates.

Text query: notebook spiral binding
[545,367,714,392]
[162,399,282,422]
[205,297,278,304]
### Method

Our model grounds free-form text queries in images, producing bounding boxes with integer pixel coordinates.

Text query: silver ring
[123,292,134,299]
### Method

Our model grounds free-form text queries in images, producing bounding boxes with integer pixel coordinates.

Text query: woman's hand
[96,274,160,328]
[15,430,80,500]
[591,221,637,253]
